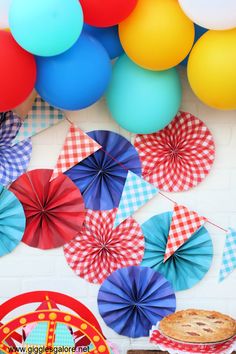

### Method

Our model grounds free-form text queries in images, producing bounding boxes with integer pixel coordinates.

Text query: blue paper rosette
[65,130,142,210]
[98,266,176,338]
[141,212,213,291]
[0,184,26,256]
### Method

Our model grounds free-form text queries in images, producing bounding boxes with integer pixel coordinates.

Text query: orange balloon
[119,0,194,71]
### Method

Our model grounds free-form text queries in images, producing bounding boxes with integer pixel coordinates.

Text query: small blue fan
[0,184,25,256]
[141,212,213,291]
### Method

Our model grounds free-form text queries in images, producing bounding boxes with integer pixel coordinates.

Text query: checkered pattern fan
[164,204,207,262]
[0,111,32,186]
[134,111,215,192]
[219,228,236,282]
[50,124,102,181]
[64,209,144,284]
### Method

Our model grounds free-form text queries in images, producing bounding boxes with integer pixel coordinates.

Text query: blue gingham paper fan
[0,112,32,186]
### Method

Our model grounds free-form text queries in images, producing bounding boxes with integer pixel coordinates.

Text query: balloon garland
[0,0,234,114]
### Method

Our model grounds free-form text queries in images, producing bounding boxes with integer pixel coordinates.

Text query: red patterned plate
[150,329,236,354]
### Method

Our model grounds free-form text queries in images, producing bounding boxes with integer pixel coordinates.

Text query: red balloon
[80,0,138,27]
[0,30,36,111]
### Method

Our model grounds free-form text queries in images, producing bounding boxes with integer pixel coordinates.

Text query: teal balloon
[9,0,83,56]
[106,55,182,134]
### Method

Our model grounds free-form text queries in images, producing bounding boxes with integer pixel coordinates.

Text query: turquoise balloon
[9,0,83,56]
[106,55,182,134]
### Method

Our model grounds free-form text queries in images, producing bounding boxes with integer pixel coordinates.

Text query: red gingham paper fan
[63,209,144,284]
[134,111,215,192]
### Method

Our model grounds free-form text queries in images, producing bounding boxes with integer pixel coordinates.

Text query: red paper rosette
[64,209,144,284]
[134,111,215,192]
[10,169,85,250]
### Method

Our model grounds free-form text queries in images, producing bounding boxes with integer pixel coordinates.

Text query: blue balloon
[83,24,123,59]
[36,33,112,110]
[181,24,208,66]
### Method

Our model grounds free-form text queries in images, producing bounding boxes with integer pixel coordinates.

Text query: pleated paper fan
[141,212,213,291]
[98,266,176,338]
[0,184,25,256]
[64,209,144,284]
[134,111,215,192]
[10,169,85,250]
[65,130,142,210]
[0,111,32,186]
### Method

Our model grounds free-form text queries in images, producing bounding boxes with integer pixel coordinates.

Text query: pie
[159,309,236,343]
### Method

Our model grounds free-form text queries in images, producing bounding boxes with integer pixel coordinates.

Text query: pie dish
[159,309,236,343]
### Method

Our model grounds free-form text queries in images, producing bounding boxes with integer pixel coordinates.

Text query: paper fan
[10,169,85,250]
[64,209,144,284]
[134,111,215,192]
[98,266,176,338]
[0,111,32,186]
[0,184,25,256]
[141,212,213,291]
[65,130,142,210]
[13,97,64,144]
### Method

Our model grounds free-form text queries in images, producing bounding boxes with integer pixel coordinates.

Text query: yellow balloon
[119,0,194,71]
[188,29,236,110]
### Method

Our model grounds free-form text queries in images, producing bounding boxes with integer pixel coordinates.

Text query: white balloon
[0,0,11,29]
[178,0,236,30]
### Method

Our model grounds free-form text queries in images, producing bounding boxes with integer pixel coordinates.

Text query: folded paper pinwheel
[141,212,213,291]
[65,130,142,210]
[98,266,176,338]
[134,111,215,192]
[0,111,32,186]
[64,209,144,284]
[0,184,25,257]
[10,169,85,249]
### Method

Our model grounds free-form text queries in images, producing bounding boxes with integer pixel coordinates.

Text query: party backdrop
[0,71,235,353]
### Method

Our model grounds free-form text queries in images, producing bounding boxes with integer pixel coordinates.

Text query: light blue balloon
[106,55,182,134]
[9,0,83,56]
[36,33,112,110]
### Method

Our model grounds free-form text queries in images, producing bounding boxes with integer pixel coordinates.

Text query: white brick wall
[0,67,236,352]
